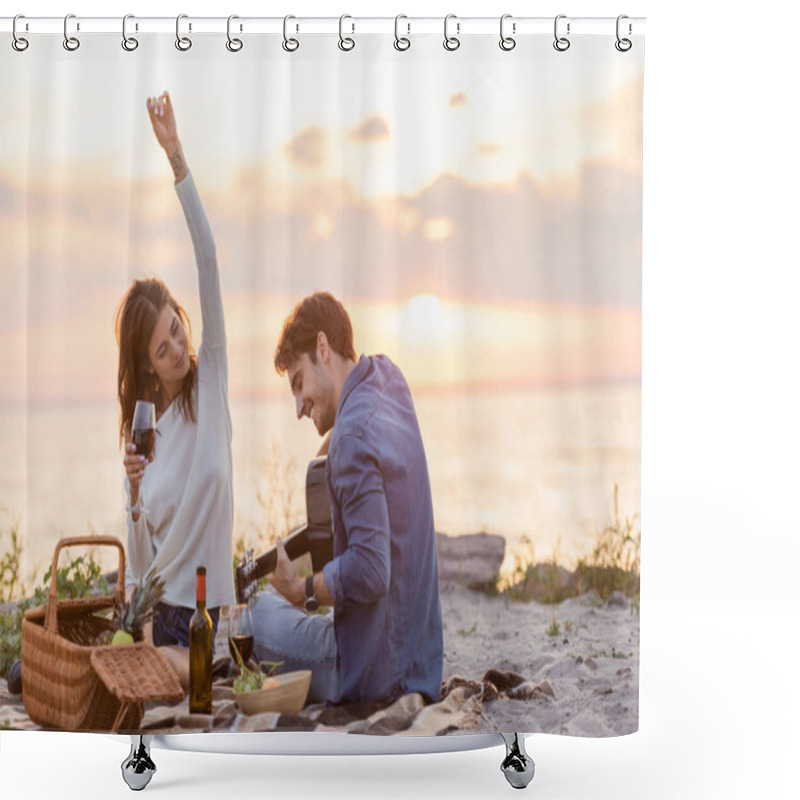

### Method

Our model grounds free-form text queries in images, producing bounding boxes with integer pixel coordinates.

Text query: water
[0,384,640,589]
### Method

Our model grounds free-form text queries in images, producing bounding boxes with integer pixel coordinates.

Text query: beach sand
[1,584,638,737]
[439,584,639,737]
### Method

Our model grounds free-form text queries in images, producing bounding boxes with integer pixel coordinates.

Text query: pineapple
[112,567,165,645]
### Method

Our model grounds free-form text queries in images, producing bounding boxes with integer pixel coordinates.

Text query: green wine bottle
[189,566,213,714]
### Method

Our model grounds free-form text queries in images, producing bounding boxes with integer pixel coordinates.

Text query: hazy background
[1,32,642,588]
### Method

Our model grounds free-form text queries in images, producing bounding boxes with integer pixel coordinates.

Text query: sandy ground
[1,585,638,737]
[439,584,639,737]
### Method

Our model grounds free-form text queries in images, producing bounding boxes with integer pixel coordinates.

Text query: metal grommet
[176,13,192,51]
[394,15,411,51]
[122,14,139,51]
[338,14,355,51]
[443,14,460,51]
[63,13,80,51]
[553,14,570,52]
[615,15,632,52]
[283,15,299,52]
[499,14,516,51]
[12,14,29,52]
[226,15,243,52]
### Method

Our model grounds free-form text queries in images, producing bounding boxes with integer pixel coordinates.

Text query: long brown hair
[115,278,197,445]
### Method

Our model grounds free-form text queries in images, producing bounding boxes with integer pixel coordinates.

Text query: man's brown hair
[274,291,357,375]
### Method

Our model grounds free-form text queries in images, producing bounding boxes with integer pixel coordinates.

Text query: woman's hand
[146,91,178,150]
[124,441,149,485]
[146,91,188,183]
[123,430,149,515]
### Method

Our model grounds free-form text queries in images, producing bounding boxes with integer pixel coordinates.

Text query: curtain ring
[394,15,411,51]
[226,15,243,52]
[283,15,299,52]
[176,14,192,51]
[12,15,29,52]
[338,14,355,51]
[443,14,460,51]
[499,14,516,51]
[63,14,80,51]
[121,14,139,51]
[553,14,570,52]
[615,15,632,52]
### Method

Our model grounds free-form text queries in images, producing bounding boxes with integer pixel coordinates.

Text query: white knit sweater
[124,172,235,610]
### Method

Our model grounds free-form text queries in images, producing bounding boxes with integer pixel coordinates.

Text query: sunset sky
[1,33,643,405]
[0,30,644,579]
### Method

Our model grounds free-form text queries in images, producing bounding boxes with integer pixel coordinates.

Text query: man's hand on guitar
[270,536,304,607]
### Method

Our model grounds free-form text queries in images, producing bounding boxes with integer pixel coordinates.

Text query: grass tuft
[232,440,306,575]
[546,607,561,637]
[494,484,641,606]
[573,484,640,602]
[0,517,109,678]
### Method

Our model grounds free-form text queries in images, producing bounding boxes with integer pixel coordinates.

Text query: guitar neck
[235,524,334,604]
[253,525,309,579]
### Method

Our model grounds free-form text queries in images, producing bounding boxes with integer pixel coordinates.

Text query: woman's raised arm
[146,91,188,184]
[146,91,227,356]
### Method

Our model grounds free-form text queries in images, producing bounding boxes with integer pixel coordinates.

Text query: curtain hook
[12,14,29,52]
[122,14,139,51]
[227,15,243,52]
[283,15,299,52]
[499,14,516,51]
[339,14,355,51]
[553,14,571,52]
[394,15,411,51]
[63,14,80,51]
[615,15,632,52]
[444,14,460,51]
[176,13,192,51]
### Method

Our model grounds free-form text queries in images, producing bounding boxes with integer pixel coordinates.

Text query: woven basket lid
[91,643,184,705]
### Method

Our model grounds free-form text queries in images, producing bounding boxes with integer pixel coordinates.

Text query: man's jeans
[251,587,342,704]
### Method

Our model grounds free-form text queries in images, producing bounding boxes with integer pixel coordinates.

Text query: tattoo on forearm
[169,149,185,179]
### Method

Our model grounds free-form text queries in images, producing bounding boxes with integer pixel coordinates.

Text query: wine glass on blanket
[132,400,156,461]
[228,604,254,667]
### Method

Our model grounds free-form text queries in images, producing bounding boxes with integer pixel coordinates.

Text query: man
[251,291,443,705]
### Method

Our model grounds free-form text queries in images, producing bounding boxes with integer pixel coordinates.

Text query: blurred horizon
[1,33,643,586]
[0,382,642,591]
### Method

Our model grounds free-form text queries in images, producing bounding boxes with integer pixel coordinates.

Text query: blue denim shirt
[322,355,443,704]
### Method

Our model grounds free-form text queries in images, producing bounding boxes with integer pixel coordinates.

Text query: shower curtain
[0,17,644,738]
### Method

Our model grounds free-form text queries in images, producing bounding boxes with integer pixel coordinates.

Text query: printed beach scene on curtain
[1,33,643,736]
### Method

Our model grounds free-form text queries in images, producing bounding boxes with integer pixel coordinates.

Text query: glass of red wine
[228,603,254,667]
[132,400,156,461]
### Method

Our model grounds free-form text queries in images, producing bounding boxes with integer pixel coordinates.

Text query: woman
[116,92,234,684]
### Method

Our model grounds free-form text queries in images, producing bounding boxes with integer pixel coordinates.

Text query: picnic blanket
[1,664,555,735]
[135,665,555,736]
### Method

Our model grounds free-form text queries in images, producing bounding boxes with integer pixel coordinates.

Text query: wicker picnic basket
[21,536,184,732]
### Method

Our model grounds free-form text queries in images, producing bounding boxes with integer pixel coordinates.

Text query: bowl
[234,670,312,716]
